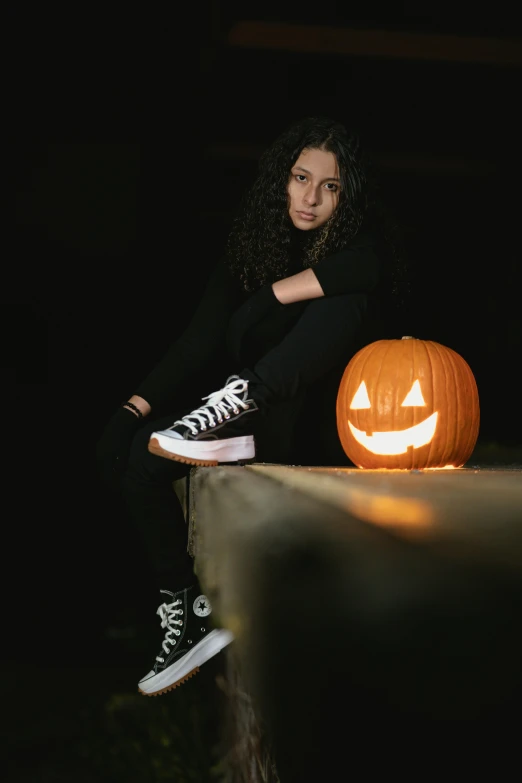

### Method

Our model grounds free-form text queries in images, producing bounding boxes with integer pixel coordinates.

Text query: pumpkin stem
[402,336,414,340]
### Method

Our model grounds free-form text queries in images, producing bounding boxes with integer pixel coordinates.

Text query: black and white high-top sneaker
[148,375,258,466]
[138,583,234,696]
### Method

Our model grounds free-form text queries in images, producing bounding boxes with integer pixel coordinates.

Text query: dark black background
[4,5,522,780]
[10,5,522,437]
[7,0,522,680]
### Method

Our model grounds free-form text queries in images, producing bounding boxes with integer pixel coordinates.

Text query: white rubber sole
[138,628,234,696]
[149,431,255,466]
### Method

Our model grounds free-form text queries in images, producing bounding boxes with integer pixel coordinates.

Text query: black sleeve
[312,234,382,297]
[134,259,243,410]
[246,292,369,401]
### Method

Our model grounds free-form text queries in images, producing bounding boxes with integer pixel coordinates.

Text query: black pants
[120,292,367,592]
[121,411,199,592]
[120,386,309,593]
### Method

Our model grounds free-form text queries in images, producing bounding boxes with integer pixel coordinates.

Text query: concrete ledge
[188,463,522,777]
[247,464,522,566]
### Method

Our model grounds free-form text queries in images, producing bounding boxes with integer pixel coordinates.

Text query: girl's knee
[126,430,191,489]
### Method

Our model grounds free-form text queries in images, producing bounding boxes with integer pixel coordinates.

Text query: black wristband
[122,401,143,419]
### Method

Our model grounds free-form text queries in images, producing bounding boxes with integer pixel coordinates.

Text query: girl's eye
[294,174,338,192]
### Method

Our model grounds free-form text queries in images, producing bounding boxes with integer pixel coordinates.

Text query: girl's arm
[272,267,324,304]
[272,233,382,305]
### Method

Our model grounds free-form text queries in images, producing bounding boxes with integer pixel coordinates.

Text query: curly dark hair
[225,115,408,302]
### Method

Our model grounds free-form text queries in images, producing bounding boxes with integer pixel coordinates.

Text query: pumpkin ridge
[412,337,423,469]
[358,339,375,440]
[417,339,433,469]
[449,344,479,465]
[379,339,395,452]
[449,344,466,466]
[427,340,442,467]
[435,340,454,468]
[468,357,480,460]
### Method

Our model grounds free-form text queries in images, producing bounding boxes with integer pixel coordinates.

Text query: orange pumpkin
[336,336,480,470]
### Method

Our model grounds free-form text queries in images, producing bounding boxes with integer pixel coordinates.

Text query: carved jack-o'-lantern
[336,337,480,470]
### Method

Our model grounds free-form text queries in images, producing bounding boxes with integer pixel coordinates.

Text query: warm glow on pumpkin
[401,380,425,407]
[348,411,438,455]
[336,337,480,470]
[350,381,371,409]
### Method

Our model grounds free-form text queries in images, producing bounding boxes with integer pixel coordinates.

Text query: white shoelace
[156,592,184,663]
[169,375,250,436]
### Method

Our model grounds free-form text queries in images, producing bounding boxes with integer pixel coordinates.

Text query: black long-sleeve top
[134,230,387,414]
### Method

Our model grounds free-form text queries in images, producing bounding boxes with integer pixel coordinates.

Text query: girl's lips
[297,211,315,221]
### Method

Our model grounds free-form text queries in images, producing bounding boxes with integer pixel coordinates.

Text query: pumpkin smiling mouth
[348,412,438,455]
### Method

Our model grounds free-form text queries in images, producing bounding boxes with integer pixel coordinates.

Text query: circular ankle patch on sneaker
[193,595,212,617]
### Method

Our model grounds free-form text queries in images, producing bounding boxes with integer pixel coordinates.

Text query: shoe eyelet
[188,639,192,644]
[201,627,206,633]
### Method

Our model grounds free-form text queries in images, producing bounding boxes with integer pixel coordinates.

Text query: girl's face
[287,147,340,231]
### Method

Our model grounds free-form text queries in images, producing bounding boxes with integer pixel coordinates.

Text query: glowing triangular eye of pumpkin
[350,381,371,409]
[401,380,426,407]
